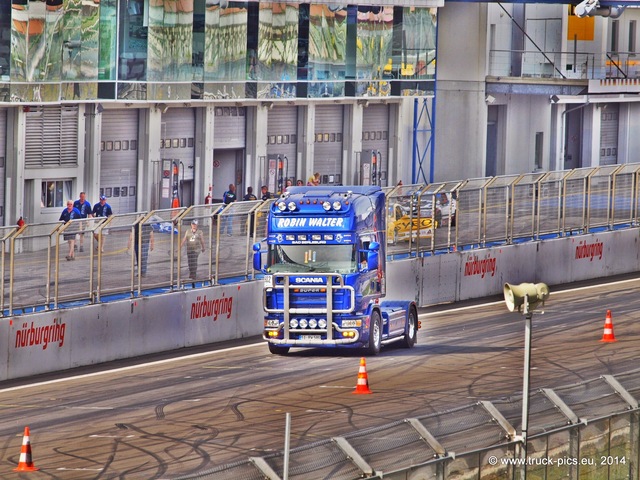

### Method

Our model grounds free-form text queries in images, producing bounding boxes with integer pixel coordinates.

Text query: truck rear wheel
[268,344,290,355]
[367,310,382,355]
[402,306,418,348]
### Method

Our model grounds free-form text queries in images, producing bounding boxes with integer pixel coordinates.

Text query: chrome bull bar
[263,273,356,343]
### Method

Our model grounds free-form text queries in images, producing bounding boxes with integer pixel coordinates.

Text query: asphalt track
[1,275,639,479]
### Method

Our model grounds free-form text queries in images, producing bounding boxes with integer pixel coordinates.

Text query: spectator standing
[73,191,93,252]
[222,184,237,236]
[128,221,154,277]
[181,219,205,280]
[243,187,258,236]
[59,200,81,261]
[92,195,113,252]
[243,186,257,201]
[296,179,304,186]
[261,185,272,201]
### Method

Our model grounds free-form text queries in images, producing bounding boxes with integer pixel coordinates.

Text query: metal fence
[175,369,640,480]
[384,163,640,258]
[4,164,640,314]
[488,49,640,80]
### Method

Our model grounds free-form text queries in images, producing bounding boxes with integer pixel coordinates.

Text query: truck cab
[253,186,418,355]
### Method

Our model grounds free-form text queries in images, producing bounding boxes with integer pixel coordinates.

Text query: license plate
[300,335,320,341]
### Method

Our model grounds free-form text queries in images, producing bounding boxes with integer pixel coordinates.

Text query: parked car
[387,201,437,244]
[425,192,456,228]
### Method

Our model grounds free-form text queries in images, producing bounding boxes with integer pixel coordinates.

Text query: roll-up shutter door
[161,108,195,181]
[362,104,390,181]
[267,106,298,181]
[101,109,138,213]
[25,105,79,168]
[599,104,619,166]
[213,106,246,149]
[314,105,343,184]
[0,108,5,221]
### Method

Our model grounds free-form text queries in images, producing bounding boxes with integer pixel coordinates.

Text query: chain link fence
[175,369,640,480]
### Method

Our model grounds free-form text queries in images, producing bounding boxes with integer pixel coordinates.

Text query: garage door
[101,109,139,213]
[599,103,619,166]
[314,105,343,184]
[362,104,390,183]
[214,106,246,149]
[267,105,298,182]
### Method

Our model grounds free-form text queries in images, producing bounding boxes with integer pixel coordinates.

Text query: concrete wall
[385,228,639,306]
[434,2,488,181]
[1,228,637,381]
[1,282,264,381]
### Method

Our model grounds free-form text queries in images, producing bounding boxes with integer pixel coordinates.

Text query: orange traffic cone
[352,357,372,394]
[600,310,617,343]
[14,426,39,472]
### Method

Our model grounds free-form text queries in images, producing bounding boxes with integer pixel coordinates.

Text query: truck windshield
[266,244,358,274]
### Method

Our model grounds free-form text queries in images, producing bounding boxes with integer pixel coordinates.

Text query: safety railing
[3,164,640,314]
[174,369,640,480]
[488,49,598,80]
[384,163,640,257]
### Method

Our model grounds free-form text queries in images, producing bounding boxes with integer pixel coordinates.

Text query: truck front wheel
[402,306,418,348]
[268,343,290,355]
[367,311,382,355]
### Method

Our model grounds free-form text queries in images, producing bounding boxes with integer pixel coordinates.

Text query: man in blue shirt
[221,184,237,236]
[73,191,92,252]
[92,195,113,252]
[59,200,82,261]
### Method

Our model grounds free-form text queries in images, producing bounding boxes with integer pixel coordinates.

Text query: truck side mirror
[367,241,380,270]
[252,242,262,271]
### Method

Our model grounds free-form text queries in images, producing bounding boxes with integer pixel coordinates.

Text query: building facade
[0,0,441,225]
[2,0,638,227]
[434,2,640,181]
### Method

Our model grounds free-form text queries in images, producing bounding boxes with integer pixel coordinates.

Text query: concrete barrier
[2,229,638,381]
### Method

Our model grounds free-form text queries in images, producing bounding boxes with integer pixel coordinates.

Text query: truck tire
[268,344,290,355]
[367,310,382,355]
[402,306,418,348]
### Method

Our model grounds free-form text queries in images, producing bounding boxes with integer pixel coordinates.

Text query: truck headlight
[265,319,280,327]
[277,201,287,211]
[322,201,332,211]
[318,319,327,328]
[332,201,342,211]
[299,319,308,328]
[290,319,299,328]
[309,319,318,328]
[342,320,362,328]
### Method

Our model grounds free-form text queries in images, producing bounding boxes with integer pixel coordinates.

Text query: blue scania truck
[252,185,419,355]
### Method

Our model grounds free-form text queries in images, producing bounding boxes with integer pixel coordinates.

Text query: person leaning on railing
[59,200,82,261]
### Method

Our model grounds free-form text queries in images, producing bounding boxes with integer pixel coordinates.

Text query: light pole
[503,282,550,480]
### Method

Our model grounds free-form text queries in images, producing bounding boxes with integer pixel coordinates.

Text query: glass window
[399,7,436,79]
[41,180,73,208]
[118,0,148,80]
[205,2,248,82]
[308,5,346,98]
[10,0,101,84]
[267,244,357,274]
[257,3,298,82]
[0,0,10,79]
[99,0,118,80]
[611,20,619,53]
[354,6,393,97]
[148,0,193,81]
